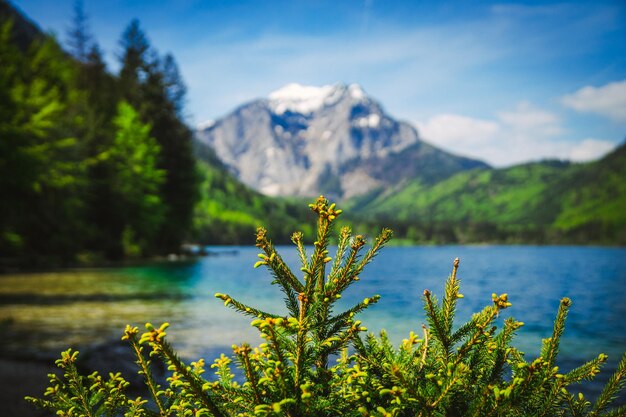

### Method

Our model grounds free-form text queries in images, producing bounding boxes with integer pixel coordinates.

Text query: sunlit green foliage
[0,10,202,265]
[0,20,86,263]
[27,198,626,416]
[106,101,166,256]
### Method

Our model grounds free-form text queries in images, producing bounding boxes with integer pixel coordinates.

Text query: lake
[1,245,625,399]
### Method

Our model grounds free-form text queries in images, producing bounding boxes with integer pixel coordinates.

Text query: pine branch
[123,325,166,416]
[601,403,626,417]
[564,353,608,384]
[442,258,461,337]
[542,297,571,370]
[486,318,523,385]
[329,226,352,278]
[324,295,381,337]
[256,227,304,294]
[326,235,365,296]
[450,317,479,345]
[307,197,339,299]
[234,343,264,404]
[141,323,228,417]
[591,353,626,416]
[350,229,393,281]
[215,292,282,319]
[61,350,97,417]
[423,289,450,354]
[253,243,302,317]
[453,305,499,369]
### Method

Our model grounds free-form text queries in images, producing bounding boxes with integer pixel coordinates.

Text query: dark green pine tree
[117,19,198,254]
[65,4,129,259]
[65,0,91,63]
[141,55,198,253]
[79,43,129,259]
[162,52,187,118]
[117,18,150,104]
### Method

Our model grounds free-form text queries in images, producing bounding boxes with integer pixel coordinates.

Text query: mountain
[347,141,626,244]
[195,83,488,200]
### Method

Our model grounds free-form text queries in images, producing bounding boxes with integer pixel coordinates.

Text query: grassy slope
[550,143,626,242]
[349,142,626,244]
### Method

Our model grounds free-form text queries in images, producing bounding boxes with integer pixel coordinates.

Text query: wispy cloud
[180,19,506,122]
[561,79,626,122]
[417,103,615,166]
[416,114,500,150]
[498,102,563,136]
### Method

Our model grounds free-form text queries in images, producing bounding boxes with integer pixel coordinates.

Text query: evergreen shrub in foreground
[28,197,626,416]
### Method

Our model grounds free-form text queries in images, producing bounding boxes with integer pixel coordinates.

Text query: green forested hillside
[348,143,626,244]
[192,143,311,244]
[551,143,626,241]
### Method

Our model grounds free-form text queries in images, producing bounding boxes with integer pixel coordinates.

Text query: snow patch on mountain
[268,82,366,115]
[355,113,381,128]
[348,83,365,100]
[196,119,215,130]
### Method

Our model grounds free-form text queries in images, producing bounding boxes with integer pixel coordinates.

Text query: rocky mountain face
[195,83,488,200]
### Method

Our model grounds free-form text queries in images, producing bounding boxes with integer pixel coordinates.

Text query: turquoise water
[1,245,625,392]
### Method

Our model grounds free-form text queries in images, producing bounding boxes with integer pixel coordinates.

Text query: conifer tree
[27,198,626,416]
[118,18,150,104]
[75,40,122,259]
[1,8,201,263]
[162,53,187,118]
[117,19,199,254]
[65,0,92,62]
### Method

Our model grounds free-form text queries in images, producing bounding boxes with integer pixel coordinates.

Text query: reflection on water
[1,246,625,384]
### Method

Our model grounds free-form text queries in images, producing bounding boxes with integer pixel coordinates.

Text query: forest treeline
[0,1,314,267]
[0,3,198,266]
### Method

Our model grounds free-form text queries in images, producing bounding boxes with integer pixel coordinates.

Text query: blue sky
[12,0,626,166]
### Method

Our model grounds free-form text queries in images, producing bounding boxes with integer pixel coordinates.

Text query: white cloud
[561,79,626,122]
[567,139,615,162]
[498,102,562,135]
[416,114,500,149]
[416,103,616,166]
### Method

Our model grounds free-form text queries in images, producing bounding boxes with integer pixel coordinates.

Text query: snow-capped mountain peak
[195,82,488,200]
[268,82,365,115]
